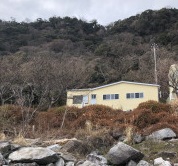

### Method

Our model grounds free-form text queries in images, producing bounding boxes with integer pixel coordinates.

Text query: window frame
[103,94,119,100]
[91,94,96,99]
[126,92,144,99]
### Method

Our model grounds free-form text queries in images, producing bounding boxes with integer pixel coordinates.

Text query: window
[91,94,96,99]
[126,93,144,99]
[103,94,110,100]
[139,93,144,98]
[115,94,119,99]
[73,95,83,104]
[135,93,139,98]
[103,94,119,100]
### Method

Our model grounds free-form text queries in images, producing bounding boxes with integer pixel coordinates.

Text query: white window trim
[126,92,144,99]
[103,94,119,100]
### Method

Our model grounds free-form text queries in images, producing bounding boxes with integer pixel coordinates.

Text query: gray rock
[87,152,107,165]
[46,163,54,166]
[154,157,171,166]
[77,160,97,166]
[158,151,177,159]
[146,128,176,140]
[111,129,124,140]
[11,144,21,151]
[8,147,59,165]
[60,153,76,162]
[126,160,137,166]
[47,144,62,152]
[133,134,144,144]
[0,153,6,165]
[9,162,38,166]
[66,161,75,166]
[62,140,90,155]
[107,142,144,165]
[137,160,150,166]
[0,141,11,155]
[54,158,65,166]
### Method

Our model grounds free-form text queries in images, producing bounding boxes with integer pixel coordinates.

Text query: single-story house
[66,81,159,111]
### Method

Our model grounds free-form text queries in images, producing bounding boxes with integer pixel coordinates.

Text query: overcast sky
[1,0,178,25]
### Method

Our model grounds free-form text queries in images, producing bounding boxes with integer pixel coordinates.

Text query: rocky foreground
[0,127,178,166]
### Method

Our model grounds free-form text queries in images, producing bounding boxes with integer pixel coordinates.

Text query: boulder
[46,163,54,166]
[66,161,75,166]
[107,142,144,165]
[9,162,39,166]
[47,144,62,152]
[0,141,11,155]
[54,158,65,166]
[154,157,171,166]
[158,151,177,159]
[86,151,107,165]
[62,140,90,155]
[126,160,137,166]
[60,152,76,162]
[0,153,6,165]
[146,128,176,140]
[11,144,21,151]
[110,128,124,140]
[133,134,144,144]
[8,147,59,165]
[77,160,97,166]
[137,160,150,166]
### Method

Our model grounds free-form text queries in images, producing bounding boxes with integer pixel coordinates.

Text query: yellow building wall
[91,83,158,110]
[67,83,159,110]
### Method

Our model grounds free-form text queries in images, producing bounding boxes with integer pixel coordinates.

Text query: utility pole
[151,43,158,84]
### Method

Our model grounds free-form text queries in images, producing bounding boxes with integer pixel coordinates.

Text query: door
[82,95,88,107]
[91,94,96,105]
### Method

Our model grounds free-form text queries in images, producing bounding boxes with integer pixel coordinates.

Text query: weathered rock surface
[86,151,107,165]
[0,141,11,155]
[107,142,144,165]
[146,128,176,140]
[65,161,75,166]
[60,152,76,162]
[77,160,98,166]
[154,157,171,166]
[54,158,65,166]
[158,151,177,159]
[110,128,124,140]
[0,153,6,165]
[126,160,137,166]
[62,140,91,156]
[47,144,62,152]
[137,160,150,166]
[9,162,39,166]
[8,147,59,165]
[133,133,145,144]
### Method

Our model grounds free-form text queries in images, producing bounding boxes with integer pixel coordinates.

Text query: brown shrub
[136,100,171,113]
[142,122,178,136]
[71,105,122,129]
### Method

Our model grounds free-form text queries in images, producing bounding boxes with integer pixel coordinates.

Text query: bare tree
[168,64,178,97]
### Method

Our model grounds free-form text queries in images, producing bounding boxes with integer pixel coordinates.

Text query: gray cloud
[1,0,178,25]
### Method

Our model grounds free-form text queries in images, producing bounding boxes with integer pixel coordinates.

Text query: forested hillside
[0,8,178,108]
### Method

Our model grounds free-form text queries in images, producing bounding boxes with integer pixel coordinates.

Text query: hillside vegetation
[1,100,178,139]
[0,8,178,107]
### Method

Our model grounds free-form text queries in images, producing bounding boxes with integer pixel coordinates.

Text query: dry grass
[170,99,178,115]
[13,133,28,146]
[1,101,178,140]
[124,126,134,143]
[0,133,6,141]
